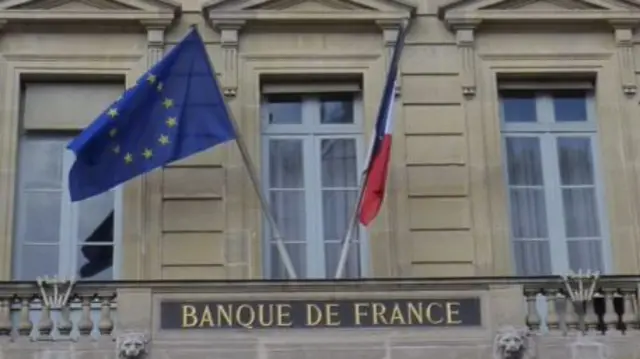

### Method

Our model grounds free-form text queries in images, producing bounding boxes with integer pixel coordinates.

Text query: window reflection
[267,94,303,124]
[320,93,354,124]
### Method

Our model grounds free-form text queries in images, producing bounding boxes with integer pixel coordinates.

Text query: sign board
[160,298,482,329]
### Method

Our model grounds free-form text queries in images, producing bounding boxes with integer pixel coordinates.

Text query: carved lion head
[493,326,531,359]
[118,332,148,359]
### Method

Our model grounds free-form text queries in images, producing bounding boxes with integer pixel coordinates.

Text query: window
[261,92,366,279]
[500,87,610,276]
[13,134,121,280]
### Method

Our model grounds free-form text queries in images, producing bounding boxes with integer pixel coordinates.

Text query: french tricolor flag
[359,26,407,226]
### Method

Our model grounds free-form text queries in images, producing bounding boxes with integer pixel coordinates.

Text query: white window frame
[13,135,123,280]
[260,93,369,279]
[500,89,612,275]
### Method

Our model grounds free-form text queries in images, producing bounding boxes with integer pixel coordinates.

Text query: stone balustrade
[0,279,117,342]
[0,276,635,359]
[522,276,639,335]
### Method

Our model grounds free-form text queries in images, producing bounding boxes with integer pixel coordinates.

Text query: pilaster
[376,20,403,97]
[453,20,480,98]
[213,20,245,98]
[610,21,638,96]
[142,23,167,279]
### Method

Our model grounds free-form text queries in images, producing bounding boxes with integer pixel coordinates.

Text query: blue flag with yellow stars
[67,27,237,202]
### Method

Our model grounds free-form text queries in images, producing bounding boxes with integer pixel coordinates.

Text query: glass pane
[269,190,306,243]
[320,139,358,188]
[324,242,360,278]
[18,244,59,280]
[76,245,113,280]
[320,93,354,124]
[567,240,603,272]
[509,189,548,239]
[558,137,594,185]
[505,137,543,186]
[19,139,65,190]
[77,191,115,242]
[270,242,306,279]
[21,191,62,244]
[322,190,358,241]
[562,188,600,238]
[553,90,588,122]
[513,240,552,276]
[269,140,304,189]
[266,95,302,124]
[500,90,537,123]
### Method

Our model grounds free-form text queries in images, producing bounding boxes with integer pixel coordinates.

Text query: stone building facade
[0,0,640,358]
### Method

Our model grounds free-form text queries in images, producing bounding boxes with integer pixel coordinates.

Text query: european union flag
[67,27,237,202]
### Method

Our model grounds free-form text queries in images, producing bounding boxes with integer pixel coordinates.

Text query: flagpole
[224,105,298,280]
[333,20,411,279]
[334,172,369,279]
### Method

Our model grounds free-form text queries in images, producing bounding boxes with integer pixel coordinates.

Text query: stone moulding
[0,0,181,27]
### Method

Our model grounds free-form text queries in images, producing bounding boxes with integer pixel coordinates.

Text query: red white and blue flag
[359,26,407,226]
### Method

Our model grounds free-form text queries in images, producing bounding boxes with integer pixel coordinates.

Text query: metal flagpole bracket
[561,269,600,334]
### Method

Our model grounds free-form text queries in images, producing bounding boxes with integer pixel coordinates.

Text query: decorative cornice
[442,10,640,28]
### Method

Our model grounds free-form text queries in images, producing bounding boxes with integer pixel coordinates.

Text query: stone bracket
[610,21,638,96]
[141,21,167,68]
[376,20,403,97]
[453,20,480,98]
[213,20,245,98]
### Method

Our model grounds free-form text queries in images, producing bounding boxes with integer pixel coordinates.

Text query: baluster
[525,290,540,331]
[592,290,606,334]
[17,298,33,338]
[585,298,598,332]
[97,296,114,336]
[622,291,636,331]
[603,290,617,333]
[546,289,559,331]
[566,298,579,332]
[57,302,73,337]
[77,296,94,338]
[37,300,53,340]
[555,291,569,335]
[0,297,12,338]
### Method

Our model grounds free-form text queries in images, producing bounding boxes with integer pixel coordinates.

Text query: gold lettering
[325,304,341,326]
[353,303,369,326]
[372,303,388,325]
[306,304,322,326]
[198,305,214,327]
[425,302,444,324]
[217,304,233,327]
[446,302,462,324]
[276,304,293,327]
[407,302,423,325]
[236,304,255,329]
[182,305,198,328]
[257,304,275,327]
[389,303,406,325]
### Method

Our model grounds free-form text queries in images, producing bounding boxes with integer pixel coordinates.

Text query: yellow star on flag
[113,145,120,154]
[142,148,153,159]
[162,98,174,109]
[107,108,118,118]
[166,117,177,128]
[158,134,170,145]
[109,128,117,137]
[147,74,156,84]
[157,82,164,92]
[124,153,133,164]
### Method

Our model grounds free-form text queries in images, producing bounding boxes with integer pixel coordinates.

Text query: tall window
[13,82,122,281]
[261,92,366,279]
[500,86,610,276]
